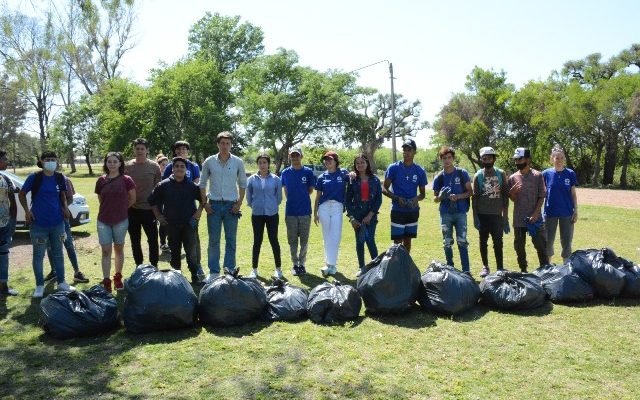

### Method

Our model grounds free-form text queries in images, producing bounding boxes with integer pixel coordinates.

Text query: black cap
[402,139,417,150]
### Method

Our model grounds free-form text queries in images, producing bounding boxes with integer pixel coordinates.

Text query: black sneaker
[298,265,307,276]
[44,270,56,283]
[73,270,90,283]
[291,265,300,276]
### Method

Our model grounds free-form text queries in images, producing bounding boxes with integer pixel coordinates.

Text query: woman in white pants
[314,151,349,277]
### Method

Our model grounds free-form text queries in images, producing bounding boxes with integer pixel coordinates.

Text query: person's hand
[438,187,451,201]
[63,208,71,220]
[448,193,458,202]
[25,210,34,225]
[314,213,319,226]
[529,211,541,223]
[157,215,168,225]
[572,211,578,223]
[362,214,373,225]
[407,196,420,208]
[503,217,510,234]
[397,197,408,208]
[350,219,361,229]
[509,182,522,198]
[193,209,202,220]
[204,203,214,215]
[348,171,357,181]
[231,201,241,214]
[473,214,480,230]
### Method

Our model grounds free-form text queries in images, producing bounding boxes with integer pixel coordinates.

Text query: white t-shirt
[0,175,14,228]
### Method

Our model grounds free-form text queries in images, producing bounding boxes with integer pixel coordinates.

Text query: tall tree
[0,74,28,149]
[188,12,264,74]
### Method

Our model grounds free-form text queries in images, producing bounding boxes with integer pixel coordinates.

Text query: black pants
[128,208,159,266]
[251,214,281,270]
[159,223,167,246]
[167,222,198,274]
[514,225,549,271]
[478,214,504,270]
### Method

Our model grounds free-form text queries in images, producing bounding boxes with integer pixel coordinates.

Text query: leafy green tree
[188,12,264,74]
[0,74,27,149]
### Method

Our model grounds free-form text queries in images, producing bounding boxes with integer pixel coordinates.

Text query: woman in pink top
[95,152,136,291]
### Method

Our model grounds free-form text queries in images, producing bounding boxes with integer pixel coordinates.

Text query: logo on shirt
[564,178,570,186]
[302,176,307,183]
[412,174,417,183]
[337,176,343,182]
[454,176,461,185]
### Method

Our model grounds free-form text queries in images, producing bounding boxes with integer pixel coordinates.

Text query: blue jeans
[352,210,378,270]
[206,200,240,274]
[30,223,66,285]
[0,218,16,282]
[440,212,470,272]
[47,219,79,272]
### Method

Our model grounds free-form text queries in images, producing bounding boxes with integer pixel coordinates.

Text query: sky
[7,0,640,146]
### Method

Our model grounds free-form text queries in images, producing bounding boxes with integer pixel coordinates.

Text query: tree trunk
[274,145,288,175]
[619,140,632,188]
[601,132,618,185]
[362,141,378,174]
[67,148,77,173]
[84,151,93,175]
[591,143,603,186]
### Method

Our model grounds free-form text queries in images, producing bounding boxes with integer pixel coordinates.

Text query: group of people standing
[0,131,578,299]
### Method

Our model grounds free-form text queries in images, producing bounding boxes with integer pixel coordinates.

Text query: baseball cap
[289,147,303,156]
[322,151,339,162]
[512,147,531,159]
[479,146,497,157]
[401,138,417,150]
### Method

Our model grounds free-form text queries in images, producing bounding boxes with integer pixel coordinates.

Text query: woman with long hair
[95,152,136,291]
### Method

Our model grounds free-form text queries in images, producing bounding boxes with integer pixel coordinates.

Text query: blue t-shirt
[162,160,201,183]
[22,173,67,227]
[315,169,349,205]
[385,161,428,212]
[281,166,315,216]
[432,167,471,214]
[542,167,577,218]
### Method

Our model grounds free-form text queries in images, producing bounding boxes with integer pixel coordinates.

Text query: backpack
[475,167,504,193]
[31,171,65,200]
[435,167,470,208]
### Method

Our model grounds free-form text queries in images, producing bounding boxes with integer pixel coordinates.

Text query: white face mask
[43,161,57,172]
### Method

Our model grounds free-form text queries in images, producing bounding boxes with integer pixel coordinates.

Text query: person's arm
[232,159,247,214]
[344,181,357,223]
[276,177,283,205]
[313,190,321,226]
[151,205,167,225]
[571,185,578,223]
[7,179,16,219]
[18,190,32,225]
[128,189,136,208]
[199,160,213,214]
[508,176,521,202]
[154,162,161,186]
[246,176,254,208]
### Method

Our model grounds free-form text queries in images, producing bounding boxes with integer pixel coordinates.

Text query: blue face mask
[43,161,57,172]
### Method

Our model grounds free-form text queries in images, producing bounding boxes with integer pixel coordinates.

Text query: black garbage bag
[40,285,119,339]
[123,264,198,333]
[534,264,594,303]
[417,261,480,315]
[263,279,308,321]
[617,257,640,298]
[356,244,421,314]
[480,271,546,310]
[199,269,267,327]
[307,281,362,323]
[569,248,626,298]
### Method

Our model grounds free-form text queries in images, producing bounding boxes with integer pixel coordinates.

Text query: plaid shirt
[508,169,546,228]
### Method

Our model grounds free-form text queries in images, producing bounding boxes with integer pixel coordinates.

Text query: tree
[188,12,264,74]
[235,49,357,173]
[342,91,424,172]
[0,74,28,149]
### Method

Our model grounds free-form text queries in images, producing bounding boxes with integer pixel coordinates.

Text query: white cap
[479,146,496,157]
[512,147,531,159]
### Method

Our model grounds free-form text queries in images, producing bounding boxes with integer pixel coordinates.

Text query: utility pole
[389,63,397,162]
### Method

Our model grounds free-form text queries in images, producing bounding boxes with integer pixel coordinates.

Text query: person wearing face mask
[508,147,549,272]
[18,151,75,298]
[472,147,510,277]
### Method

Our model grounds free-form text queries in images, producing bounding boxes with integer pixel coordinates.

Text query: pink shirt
[95,175,136,224]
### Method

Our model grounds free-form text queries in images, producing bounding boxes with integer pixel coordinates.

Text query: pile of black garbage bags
[40,247,639,339]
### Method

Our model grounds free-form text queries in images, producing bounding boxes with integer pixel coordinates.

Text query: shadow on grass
[489,300,555,317]
[202,320,271,337]
[298,272,328,289]
[365,304,436,329]
[560,297,640,308]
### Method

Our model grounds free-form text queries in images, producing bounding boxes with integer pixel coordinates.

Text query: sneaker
[356,268,365,277]
[190,272,201,284]
[197,267,206,282]
[160,244,171,253]
[321,265,337,277]
[291,265,300,276]
[44,270,56,283]
[102,278,112,292]
[298,264,307,276]
[203,273,219,284]
[33,285,45,298]
[274,268,283,279]
[0,282,18,296]
[57,281,75,292]
[73,270,90,283]
[480,266,490,278]
[248,269,258,279]
[113,273,124,291]
[224,267,239,276]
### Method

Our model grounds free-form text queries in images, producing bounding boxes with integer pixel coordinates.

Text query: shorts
[97,218,129,246]
[390,210,419,240]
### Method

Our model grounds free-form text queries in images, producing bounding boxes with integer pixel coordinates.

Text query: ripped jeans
[440,212,470,272]
[30,223,66,286]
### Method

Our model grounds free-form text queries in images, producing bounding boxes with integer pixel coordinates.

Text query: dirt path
[576,188,640,209]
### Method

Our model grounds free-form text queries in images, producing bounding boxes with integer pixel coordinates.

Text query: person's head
[550,147,566,170]
[103,151,125,175]
[0,150,8,170]
[438,146,455,168]
[132,138,149,158]
[401,139,417,163]
[170,156,188,180]
[156,154,169,172]
[37,151,58,172]
[217,131,233,154]
[173,140,190,158]
[512,147,531,171]
[353,153,373,177]
[322,151,339,172]
[288,147,303,167]
[256,153,270,173]
[479,146,497,169]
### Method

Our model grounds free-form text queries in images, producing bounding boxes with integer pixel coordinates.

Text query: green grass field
[1,169,639,399]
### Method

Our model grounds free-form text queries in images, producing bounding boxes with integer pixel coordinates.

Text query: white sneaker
[249,269,258,279]
[274,268,283,279]
[321,265,337,277]
[57,281,75,292]
[203,273,220,284]
[33,285,45,298]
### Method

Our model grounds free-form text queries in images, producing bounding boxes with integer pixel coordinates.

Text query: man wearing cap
[280,147,316,276]
[508,147,549,272]
[432,146,473,274]
[472,146,510,277]
[382,139,427,253]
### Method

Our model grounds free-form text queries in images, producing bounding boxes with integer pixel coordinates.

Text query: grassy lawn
[1,168,639,399]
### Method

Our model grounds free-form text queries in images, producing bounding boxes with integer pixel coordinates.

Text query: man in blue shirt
[382,139,427,253]
[281,148,315,276]
[432,146,473,274]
